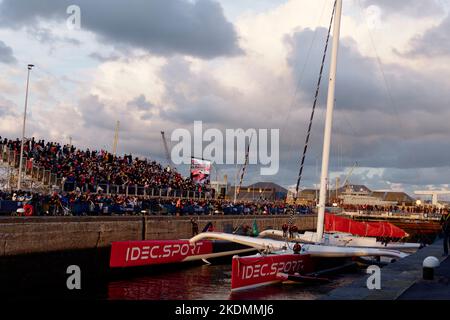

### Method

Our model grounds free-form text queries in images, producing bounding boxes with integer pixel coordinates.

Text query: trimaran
[110,0,421,292]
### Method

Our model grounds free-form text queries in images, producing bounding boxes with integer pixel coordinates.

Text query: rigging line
[338,109,358,138]
[334,104,359,169]
[338,113,357,167]
[357,0,418,170]
[356,0,404,132]
[294,0,337,200]
[282,0,329,158]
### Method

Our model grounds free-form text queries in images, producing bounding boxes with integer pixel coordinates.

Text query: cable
[357,0,418,175]
[282,0,330,162]
[294,0,338,200]
[357,0,405,131]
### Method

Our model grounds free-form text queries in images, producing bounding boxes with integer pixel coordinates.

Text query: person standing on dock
[440,210,450,256]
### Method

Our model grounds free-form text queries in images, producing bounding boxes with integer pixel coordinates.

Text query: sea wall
[0,215,317,256]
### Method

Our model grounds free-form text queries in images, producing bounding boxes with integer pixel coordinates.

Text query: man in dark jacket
[440,210,450,256]
[191,218,199,236]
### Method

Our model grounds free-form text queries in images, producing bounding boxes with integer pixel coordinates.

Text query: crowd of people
[1,136,449,219]
[0,135,315,217]
[0,136,209,194]
[341,204,446,216]
[0,190,313,216]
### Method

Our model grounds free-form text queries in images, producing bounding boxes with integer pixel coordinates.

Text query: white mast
[317,0,343,242]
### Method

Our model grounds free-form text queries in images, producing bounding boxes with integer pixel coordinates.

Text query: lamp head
[27,64,34,70]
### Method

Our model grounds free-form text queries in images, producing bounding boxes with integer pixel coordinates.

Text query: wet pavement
[398,255,450,300]
[323,239,448,300]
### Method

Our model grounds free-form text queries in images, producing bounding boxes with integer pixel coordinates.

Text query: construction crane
[112,121,120,156]
[342,161,358,188]
[160,131,172,167]
[234,134,253,203]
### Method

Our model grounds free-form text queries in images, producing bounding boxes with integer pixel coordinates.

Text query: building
[227,182,288,201]
[210,180,228,199]
[288,184,416,206]
[286,188,318,204]
[338,185,397,206]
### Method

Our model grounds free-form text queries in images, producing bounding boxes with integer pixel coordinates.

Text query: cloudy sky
[0,0,450,196]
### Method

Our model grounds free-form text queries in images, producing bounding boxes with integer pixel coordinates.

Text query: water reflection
[108,264,363,300]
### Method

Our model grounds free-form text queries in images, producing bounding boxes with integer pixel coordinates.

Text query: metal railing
[61,181,209,200]
[343,209,442,220]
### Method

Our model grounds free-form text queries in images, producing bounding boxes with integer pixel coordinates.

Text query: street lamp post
[17,64,34,190]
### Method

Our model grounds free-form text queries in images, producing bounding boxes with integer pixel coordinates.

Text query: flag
[202,222,213,233]
[252,219,259,237]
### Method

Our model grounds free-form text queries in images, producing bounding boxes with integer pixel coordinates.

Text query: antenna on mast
[112,120,120,156]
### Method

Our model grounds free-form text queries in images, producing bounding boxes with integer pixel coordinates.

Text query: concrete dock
[324,237,449,300]
[399,253,450,299]
[0,214,316,256]
[0,214,316,299]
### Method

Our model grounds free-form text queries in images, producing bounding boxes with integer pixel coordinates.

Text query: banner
[190,158,211,184]
[231,254,314,291]
[110,240,213,268]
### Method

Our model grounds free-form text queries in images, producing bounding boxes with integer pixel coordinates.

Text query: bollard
[423,256,440,280]
[16,208,25,216]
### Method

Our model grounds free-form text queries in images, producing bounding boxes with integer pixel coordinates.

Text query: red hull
[110,240,213,268]
[231,253,315,291]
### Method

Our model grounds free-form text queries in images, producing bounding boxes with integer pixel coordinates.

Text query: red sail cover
[324,213,408,238]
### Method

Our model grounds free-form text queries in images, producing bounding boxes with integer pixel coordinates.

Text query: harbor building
[287,184,416,206]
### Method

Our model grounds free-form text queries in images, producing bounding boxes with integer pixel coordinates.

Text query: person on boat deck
[190,218,199,236]
[440,210,450,256]
[282,223,289,238]
[289,225,298,238]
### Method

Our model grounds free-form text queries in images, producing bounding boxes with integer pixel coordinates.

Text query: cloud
[360,0,444,18]
[0,40,16,64]
[26,25,81,46]
[1,0,449,193]
[402,14,450,57]
[382,167,450,186]
[158,57,242,125]
[127,94,154,111]
[89,52,122,62]
[280,27,450,189]
[0,95,17,116]
[286,27,450,114]
[0,0,242,59]
[127,94,155,120]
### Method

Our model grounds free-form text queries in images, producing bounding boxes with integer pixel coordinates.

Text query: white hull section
[258,230,421,251]
[190,232,408,259]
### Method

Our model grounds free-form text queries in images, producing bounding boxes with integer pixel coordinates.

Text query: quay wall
[0,215,317,257]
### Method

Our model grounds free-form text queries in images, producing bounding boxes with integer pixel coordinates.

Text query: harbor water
[107,263,364,300]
